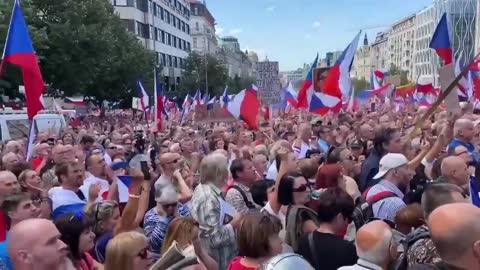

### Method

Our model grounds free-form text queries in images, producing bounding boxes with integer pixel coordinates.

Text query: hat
[350,139,364,149]
[373,153,408,180]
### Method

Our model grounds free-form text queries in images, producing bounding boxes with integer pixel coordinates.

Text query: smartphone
[140,161,151,181]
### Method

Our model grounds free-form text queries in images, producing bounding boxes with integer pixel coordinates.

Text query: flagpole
[0,0,18,77]
[153,67,158,130]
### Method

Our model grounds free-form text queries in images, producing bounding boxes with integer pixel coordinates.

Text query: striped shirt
[143,204,190,259]
[365,180,406,222]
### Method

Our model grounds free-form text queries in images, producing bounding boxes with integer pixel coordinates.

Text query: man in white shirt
[292,123,313,159]
[80,154,109,202]
[103,143,117,166]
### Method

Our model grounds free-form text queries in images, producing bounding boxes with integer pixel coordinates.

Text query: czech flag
[154,67,163,130]
[2,0,45,120]
[430,13,452,65]
[372,69,388,89]
[136,80,149,111]
[285,82,298,107]
[221,86,230,113]
[227,88,260,129]
[296,54,319,109]
[193,89,202,106]
[311,31,361,114]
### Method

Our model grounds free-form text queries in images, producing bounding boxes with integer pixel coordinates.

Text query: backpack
[227,185,256,209]
[285,205,319,252]
[351,187,398,230]
[391,226,431,270]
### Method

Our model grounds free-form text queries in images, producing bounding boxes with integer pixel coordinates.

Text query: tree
[351,77,370,90]
[0,0,155,104]
[227,75,256,94]
[388,63,409,85]
[178,52,228,97]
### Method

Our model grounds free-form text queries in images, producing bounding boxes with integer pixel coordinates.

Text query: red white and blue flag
[136,80,149,111]
[227,87,260,129]
[430,13,452,65]
[154,67,163,130]
[221,86,230,112]
[2,0,45,120]
[296,54,319,109]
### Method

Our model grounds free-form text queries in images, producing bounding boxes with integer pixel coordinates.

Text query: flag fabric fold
[227,88,260,129]
[2,0,45,120]
[430,13,452,65]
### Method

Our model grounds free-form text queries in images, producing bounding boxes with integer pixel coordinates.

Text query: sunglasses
[137,247,149,260]
[455,150,470,156]
[293,184,309,193]
[108,146,117,150]
[166,159,179,164]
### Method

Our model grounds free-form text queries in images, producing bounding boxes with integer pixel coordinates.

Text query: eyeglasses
[137,247,149,260]
[455,150,470,156]
[166,159,179,164]
[293,184,309,193]
[108,146,117,150]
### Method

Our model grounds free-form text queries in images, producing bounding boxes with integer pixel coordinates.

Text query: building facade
[217,36,254,78]
[387,14,416,80]
[352,34,372,81]
[370,31,389,71]
[413,5,437,84]
[112,0,192,92]
[434,0,477,62]
[188,0,218,55]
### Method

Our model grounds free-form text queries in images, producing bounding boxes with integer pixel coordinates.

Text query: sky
[206,0,433,71]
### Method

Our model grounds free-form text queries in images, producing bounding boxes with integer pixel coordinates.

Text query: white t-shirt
[80,175,109,202]
[266,161,278,180]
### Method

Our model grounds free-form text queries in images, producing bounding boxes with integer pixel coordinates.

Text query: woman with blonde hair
[104,231,152,270]
[160,217,218,270]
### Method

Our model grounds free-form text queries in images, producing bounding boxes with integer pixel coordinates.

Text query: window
[173,56,178,68]
[181,21,186,32]
[160,7,164,20]
[193,38,197,48]
[136,0,148,12]
[182,40,186,50]
[121,19,135,33]
[187,42,191,51]
[136,22,149,38]
[165,10,170,23]
[153,3,157,15]
[168,55,172,67]
[177,18,181,30]
[154,28,159,40]
[6,120,30,141]
[178,39,182,50]
[173,36,177,48]
[167,33,171,45]
[195,22,199,31]
[161,53,166,66]
[161,30,165,43]
[172,15,177,27]
[114,0,128,6]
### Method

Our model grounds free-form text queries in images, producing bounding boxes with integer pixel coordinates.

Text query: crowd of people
[0,102,480,270]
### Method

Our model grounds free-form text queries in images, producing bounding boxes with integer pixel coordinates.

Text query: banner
[439,64,461,114]
[256,61,281,105]
[313,67,331,92]
[194,104,236,123]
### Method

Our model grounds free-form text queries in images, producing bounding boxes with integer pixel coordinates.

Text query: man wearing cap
[311,117,329,153]
[364,153,413,222]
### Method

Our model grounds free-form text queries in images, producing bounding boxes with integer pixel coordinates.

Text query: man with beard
[364,153,414,222]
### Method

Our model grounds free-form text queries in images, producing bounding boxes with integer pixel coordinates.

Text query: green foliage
[178,51,229,97]
[227,75,256,94]
[0,0,155,103]
[351,77,370,90]
[388,63,410,85]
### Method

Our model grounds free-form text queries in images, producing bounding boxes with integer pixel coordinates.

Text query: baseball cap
[373,153,408,180]
[310,117,322,126]
[350,139,364,149]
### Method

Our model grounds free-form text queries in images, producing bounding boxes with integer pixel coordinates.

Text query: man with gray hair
[448,118,479,163]
[339,220,397,270]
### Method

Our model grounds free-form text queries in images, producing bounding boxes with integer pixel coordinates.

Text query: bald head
[2,152,18,170]
[441,156,469,187]
[5,140,20,153]
[428,203,480,269]
[8,218,68,270]
[355,220,394,265]
[454,118,474,141]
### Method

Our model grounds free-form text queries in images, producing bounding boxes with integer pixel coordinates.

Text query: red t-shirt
[227,257,256,270]
[31,156,43,170]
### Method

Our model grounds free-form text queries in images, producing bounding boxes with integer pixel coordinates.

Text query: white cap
[373,153,409,180]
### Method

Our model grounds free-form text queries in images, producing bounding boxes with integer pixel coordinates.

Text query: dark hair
[55,161,78,183]
[236,212,282,258]
[80,135,95,144]
[230,159,246,180]
[373,127,398,155]
[430,155,447,180]
[1,192,31,215]
[54,212,95,261]
[305,149,321,159]
[277,172,304,206]
[326,147,346,164]
[10,162,32,178]
[250,179,275,207]
[316,187,354,223]
[421,183,466,218]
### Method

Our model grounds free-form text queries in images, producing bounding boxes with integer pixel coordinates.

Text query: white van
[0,109,66,142]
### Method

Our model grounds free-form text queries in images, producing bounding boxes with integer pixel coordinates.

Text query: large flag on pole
[430,13,452,65]
[296,54,319,109]
[2,0,45,120]
[154,67,163,131]
[135,80,149,111]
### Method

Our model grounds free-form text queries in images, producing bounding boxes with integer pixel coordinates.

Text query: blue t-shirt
[92,231,113,263]
[448,138,480,163]
[0,232,11,270]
